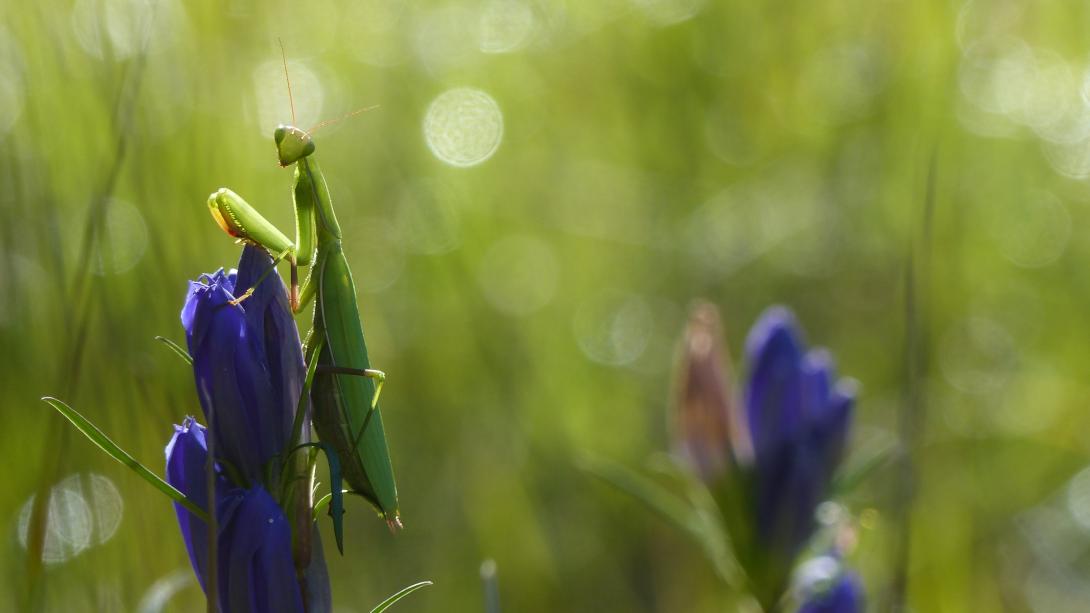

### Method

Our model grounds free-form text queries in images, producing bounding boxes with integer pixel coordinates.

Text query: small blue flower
[744,306,855,560]
[181,246,306,487]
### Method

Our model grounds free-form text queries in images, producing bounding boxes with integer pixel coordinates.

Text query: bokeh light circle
[423,88,504,167]
[573,291,654,366]
[18,486,91,565]
[478,0,536,54]
[252,60,324,136]
[89,199,149,276]
[16,473,124,566]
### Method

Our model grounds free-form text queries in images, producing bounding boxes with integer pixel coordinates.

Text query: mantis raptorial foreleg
[208,189,308,311]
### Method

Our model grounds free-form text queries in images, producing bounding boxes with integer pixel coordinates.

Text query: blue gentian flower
[744,306,855,560]
[166,419,330,612]
[181,246,305,487]
[169,246,330,612]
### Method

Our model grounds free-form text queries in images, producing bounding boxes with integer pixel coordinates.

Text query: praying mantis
[207,58,401,552]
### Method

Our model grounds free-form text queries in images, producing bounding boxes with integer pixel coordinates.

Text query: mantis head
[274,124,315,167]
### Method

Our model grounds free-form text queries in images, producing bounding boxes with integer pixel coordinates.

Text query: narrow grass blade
[645,453,743,586]
[581,454,697,537]
[154,336,193,365]
[584,454,746,586]
[369,580,433,613]
[42,397,208,522]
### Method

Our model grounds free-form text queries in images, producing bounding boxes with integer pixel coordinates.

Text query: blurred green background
[4,0,1090,610]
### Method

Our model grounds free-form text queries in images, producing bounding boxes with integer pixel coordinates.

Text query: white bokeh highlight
[478,0,536,54]
[88,199,149,276]
[252,60,324,136]
[573,291,654,366]
[17,473,123,565]
[423,88,504,168]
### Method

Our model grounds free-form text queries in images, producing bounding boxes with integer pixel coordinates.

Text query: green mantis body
[208,125,400,537]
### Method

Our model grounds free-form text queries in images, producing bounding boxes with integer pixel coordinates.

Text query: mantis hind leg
[316,366,386,409]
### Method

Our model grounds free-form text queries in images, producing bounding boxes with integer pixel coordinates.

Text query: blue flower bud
[181,246,306,487]
[744,306,856,560]
[166,418,330,613]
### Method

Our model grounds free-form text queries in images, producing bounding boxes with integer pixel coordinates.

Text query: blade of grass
[582,454,697,536]
[369,580,433,613]
[154,336,192,365]
[583,451,746,584]
[41,397,208,522]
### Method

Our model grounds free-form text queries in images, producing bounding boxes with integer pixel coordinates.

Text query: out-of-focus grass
[3,0,1090,610]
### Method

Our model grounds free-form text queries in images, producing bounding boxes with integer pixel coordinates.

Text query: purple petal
[234,246,306,454]
[812,381,856,484]
[165,418,230,593]
[217,487,305,613]
[745,306,807,457]
[181,247,303,487]
[742,306,858,563]
[188,295,272,482]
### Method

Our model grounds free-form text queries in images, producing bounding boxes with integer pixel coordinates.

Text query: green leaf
[584,454,746,587]
[645,453,743,587]
[581,454,698,538]
[369,580,433,613]
[42,397,209,522]
[154,336,192,365]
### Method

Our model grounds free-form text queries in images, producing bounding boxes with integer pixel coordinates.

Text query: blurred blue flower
[797,570,864,613]
[181,246,306,487]
[744,306,855,560]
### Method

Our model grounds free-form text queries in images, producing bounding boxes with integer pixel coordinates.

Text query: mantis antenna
[277,40,378,136]
[279,37,297,125]
[308,105,381,135]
